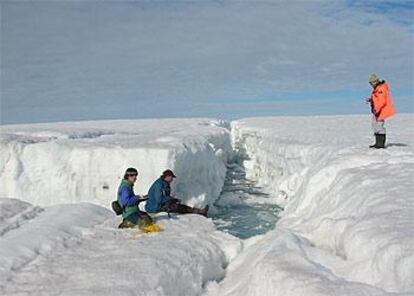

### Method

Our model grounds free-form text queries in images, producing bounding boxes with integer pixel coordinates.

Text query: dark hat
[124,167,138,179]
[162,169,176,178]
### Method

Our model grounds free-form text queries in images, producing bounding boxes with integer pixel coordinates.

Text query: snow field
[1,115,413,295]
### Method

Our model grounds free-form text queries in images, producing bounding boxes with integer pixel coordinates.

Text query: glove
[136,195,148,204]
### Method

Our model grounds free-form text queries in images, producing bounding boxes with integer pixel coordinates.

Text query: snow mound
[210,114,414,295]
[0,198,241,296]
[0,118,231,208]
[0,198,112,291]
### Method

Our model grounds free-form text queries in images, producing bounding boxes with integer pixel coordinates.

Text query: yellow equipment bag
[142,223,162,233]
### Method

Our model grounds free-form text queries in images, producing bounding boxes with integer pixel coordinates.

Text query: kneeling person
[145,170,209,217]
[117,168,152,229]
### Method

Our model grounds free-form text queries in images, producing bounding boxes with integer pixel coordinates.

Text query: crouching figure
[117,167,154,229]
[145,170,209,217]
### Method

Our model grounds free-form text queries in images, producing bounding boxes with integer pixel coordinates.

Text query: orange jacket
[370,81,396,121]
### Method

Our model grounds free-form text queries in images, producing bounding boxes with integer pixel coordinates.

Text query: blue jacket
[117,180,140,218]
[145,177,171,213]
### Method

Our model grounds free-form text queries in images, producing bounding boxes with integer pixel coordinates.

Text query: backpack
[111,200,123,215]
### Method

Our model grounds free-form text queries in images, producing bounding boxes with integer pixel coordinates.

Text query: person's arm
[162,186,173,204]
[119,187,139,207]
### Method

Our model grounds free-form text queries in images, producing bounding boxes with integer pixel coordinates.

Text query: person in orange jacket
[366,74,396,149]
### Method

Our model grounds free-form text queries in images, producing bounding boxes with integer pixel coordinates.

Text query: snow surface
[0,198,240,296]
[1,115,413,295]
[0,118,231,208]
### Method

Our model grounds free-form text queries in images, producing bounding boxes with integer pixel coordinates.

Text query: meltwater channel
[211,157,283,239]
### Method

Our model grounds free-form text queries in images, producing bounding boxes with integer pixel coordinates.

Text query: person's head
[124,167,138,184]
[369,73,381,88]
[161,169,176,183]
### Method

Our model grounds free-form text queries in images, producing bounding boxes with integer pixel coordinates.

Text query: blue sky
[1,0,413,124]
[347,0,414,27]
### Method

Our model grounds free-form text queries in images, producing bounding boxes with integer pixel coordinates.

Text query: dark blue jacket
[145,177,171,213]
[117,180,140,218]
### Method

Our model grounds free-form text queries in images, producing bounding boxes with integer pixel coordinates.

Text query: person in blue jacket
[145,169,209,217]
[117,167,152,228]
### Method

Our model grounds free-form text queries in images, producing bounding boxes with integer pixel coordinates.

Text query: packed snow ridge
[1,115,413,296]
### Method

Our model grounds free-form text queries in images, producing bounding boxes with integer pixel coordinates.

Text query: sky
[1,0,413,124]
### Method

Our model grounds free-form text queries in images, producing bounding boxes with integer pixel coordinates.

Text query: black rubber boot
[376,134,386,149]
[194,205,209,217]
[118,219,136,229]
[173,204,195,214]
[370,134,379,148]
[202,205,209,217]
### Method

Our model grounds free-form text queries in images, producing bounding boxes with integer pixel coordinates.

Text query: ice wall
[0,119,231,208]
[211,114,414,295]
